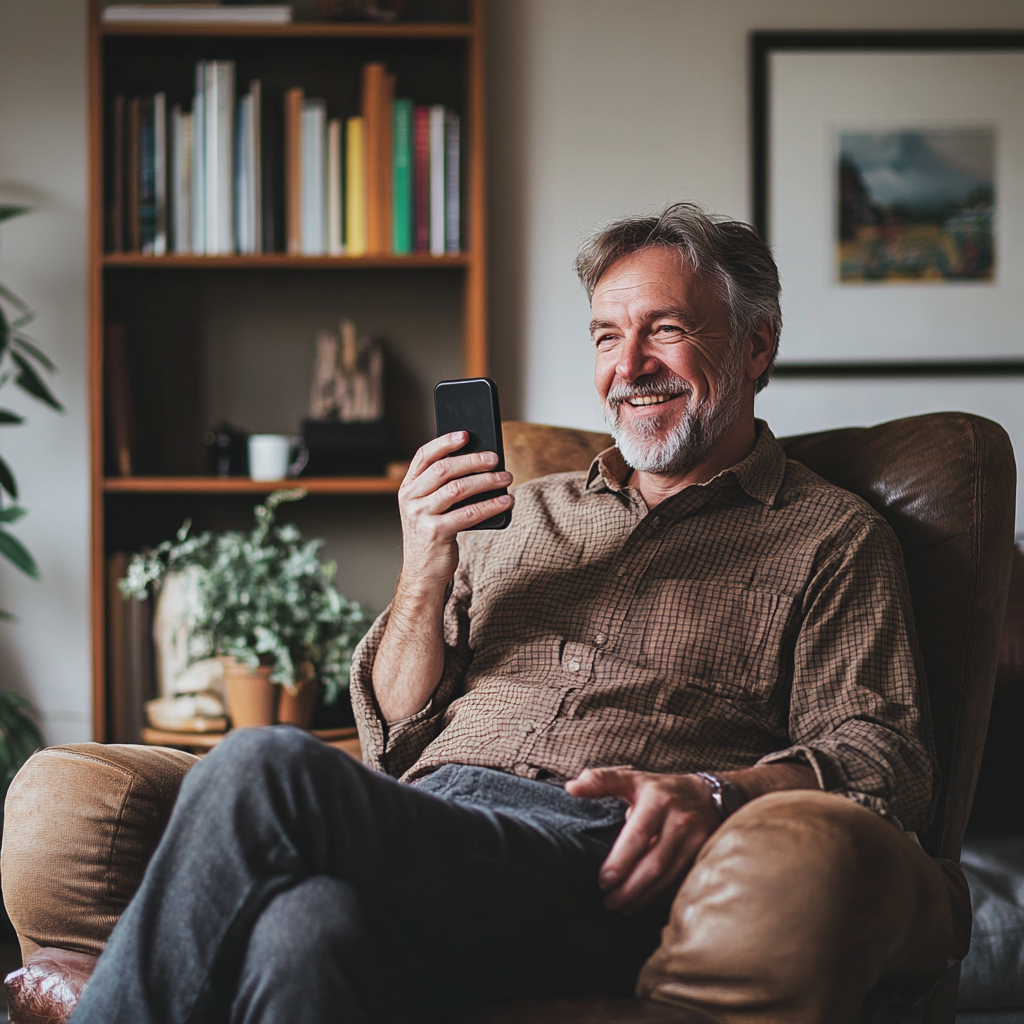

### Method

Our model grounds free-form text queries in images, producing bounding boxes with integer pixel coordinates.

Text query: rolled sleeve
[350,565,474,778]
[756,514,939,833]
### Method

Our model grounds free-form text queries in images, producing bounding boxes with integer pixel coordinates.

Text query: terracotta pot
[277,678,321,728]
[220,657,277,728]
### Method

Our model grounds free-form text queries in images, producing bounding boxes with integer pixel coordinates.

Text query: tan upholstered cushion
[502,421,611,490]
[1,743,198,962]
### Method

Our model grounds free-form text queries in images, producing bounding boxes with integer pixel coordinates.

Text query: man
[71,204,966,1024]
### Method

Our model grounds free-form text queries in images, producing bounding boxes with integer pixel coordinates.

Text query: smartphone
[433,377,511,531]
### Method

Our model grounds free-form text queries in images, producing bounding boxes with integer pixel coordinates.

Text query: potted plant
[120,489,373,728]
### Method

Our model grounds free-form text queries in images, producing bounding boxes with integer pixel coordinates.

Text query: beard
[603,363,745,476]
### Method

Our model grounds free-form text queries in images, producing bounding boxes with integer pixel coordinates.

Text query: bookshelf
[87,0,487,740]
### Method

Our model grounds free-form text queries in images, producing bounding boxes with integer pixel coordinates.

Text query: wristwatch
[693,771,749,821]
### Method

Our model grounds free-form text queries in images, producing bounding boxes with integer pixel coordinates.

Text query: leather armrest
[4,947,98,1024]
[1,743,198,962]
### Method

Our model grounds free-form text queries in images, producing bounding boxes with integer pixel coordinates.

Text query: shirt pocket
[640,581,794,702]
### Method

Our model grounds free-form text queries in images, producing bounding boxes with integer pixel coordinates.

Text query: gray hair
[574,203,782,392]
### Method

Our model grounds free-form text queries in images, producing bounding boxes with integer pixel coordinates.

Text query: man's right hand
[372,432,512,723]
[397,431,513,587]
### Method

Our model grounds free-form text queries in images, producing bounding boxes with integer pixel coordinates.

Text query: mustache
[605,376,692,408]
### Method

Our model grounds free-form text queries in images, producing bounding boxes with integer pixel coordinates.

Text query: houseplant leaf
[0,528,39,579]
[0,282,32,318]
[11,335,56,373]
[0,507,27,525]
[0,455,18,500]
[10,351,63,412]
[0,409,24,426]
[0,206,29,225]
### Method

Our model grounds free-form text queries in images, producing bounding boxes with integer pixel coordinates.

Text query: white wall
[487,0,1024,536]
[0,0,90,743]
[3,1,1024,744]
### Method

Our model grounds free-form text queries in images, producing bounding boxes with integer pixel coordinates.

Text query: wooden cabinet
[87,0,487,740]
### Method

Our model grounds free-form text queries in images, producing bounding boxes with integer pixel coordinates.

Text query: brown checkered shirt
[351,422,937,832]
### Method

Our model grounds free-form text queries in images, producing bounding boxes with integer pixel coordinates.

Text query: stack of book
[107,61,461,257]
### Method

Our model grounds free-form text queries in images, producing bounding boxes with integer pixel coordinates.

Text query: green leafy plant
[0,691,43,799]
[120,489,373,703]
[0,205,64,616]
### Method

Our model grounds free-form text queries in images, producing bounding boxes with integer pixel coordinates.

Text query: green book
[392,98,413,254]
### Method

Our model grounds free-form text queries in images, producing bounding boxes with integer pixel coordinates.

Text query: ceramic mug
[248,434,309,481]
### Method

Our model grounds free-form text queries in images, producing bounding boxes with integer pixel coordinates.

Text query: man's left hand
[564,768,721,915]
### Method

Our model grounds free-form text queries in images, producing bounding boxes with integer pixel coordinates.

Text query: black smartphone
[433,377,511,531]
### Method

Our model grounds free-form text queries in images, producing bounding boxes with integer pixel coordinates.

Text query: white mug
[248,434,309,481]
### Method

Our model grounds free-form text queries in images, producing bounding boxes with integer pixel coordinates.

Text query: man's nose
[615,336,660,382]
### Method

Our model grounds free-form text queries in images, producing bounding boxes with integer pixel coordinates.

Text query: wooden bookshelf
[88,0,487,741]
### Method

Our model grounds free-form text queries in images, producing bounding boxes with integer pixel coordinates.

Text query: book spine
[109,94,125,252]
[250,80,262,253]
[104,323,135,477]
[362,62,385,255]
[126,96,141,252]
[391,98,412,255]
[235,94,249,254]
[139,98,155,254]
[153,92,167,255]
[176,109,192,252]
[214,61,235,254]
[284,87,303,255]
[445,109,460,254]
[429,104,445,256]
[301,99,326,255]
[327,117,344,255]
[191,61,205,254]
[345,115,366,256]
[413,105,430,253]
[261,85,283,253]
[380,72,394,256]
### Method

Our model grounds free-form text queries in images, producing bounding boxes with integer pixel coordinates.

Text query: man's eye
[656,324,683,334]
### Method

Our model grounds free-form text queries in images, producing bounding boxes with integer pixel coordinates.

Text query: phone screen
[434,377,511,530]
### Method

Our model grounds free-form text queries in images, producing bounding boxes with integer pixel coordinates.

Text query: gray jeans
[69,727,671,1024]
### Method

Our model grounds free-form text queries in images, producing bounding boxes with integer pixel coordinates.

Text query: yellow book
[346,115,366,256]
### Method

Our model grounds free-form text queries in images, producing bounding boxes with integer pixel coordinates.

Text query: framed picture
[752,32,1024,370]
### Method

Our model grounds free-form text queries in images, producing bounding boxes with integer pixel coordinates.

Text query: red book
[413,105,430,253]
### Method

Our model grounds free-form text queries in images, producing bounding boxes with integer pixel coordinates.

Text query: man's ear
[744,323,775,383]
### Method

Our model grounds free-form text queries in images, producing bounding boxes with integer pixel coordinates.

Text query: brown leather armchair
[2,413,1016,1024]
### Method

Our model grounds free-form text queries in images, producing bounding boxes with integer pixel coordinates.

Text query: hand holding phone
[433,377,512,531]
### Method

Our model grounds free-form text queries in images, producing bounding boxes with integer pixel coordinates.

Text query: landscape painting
[837,127,996,283]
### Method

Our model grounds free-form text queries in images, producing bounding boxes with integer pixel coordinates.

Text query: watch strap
[693,771,748,821]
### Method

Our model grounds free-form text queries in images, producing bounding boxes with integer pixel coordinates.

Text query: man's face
[590,246,745,476]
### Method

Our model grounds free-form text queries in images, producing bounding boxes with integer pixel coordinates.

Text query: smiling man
[71,204,967,1024]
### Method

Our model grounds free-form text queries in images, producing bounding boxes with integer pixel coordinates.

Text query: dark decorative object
[203,422,249,477]
[315,0,404,22]
[301,418,389,476]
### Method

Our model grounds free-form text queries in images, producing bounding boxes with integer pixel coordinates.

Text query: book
[191,61,206,254]
[104,323,136,477]
[413,105,430,253]
[345,116,366,256]
[170,105,192,252]
[127,96,141,252]
[205,61,235,255]
[327,117,344,255]
[429,104,445,256]
[261,85,284,252]
[109,95,125,253]
[301,98,326,255]
[362,63,386,255]
[284,87,304,254]
[234,83,261,255]
[139,97,156,253]
[250,80,263,253]
[445,109,460,254]
[103,5,293,24]
[391,98,413,254]
[380,71,394,256]
[153,92,167,255]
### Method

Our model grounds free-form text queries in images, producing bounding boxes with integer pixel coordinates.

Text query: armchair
[2,413,1015,1024]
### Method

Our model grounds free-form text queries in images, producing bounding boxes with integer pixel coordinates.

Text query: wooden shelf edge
[102,252,470,269]
[101,21,473,39]
[105,476,402,494]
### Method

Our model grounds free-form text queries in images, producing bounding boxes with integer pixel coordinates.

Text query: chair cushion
[1,743,198,961]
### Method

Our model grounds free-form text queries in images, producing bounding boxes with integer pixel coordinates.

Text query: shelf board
[102,252,469,270]
[101,21,473,39]
[104,476,402,495]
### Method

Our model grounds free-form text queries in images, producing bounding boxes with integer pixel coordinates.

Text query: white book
[301,99,326,256]
[103,6,293,24]
[171,106,192,253]
[327,117,344,255]
[205,60,235,255]
[234,94,251,254]
[250,80,262,253]
[153,92,167,255]
[429,104,445,256]
[191,61,206,254]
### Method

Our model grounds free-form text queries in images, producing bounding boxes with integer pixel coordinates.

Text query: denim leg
[70,727,667,1024]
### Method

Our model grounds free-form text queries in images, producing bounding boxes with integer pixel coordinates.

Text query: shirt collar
[585,419,786,507]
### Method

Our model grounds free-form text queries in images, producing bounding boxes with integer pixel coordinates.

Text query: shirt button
[522,722,535,733]
[594,633,607,646]
[650,515,661,528]
[567,659,581,672]
[616,565,628,577]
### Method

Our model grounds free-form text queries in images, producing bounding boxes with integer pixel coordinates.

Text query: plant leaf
[0,609,15,622]
[11,352,63,412]
[11,334,56,373]
[0,306,7,361]
[0,528,39,579]
[0,206,29,224]
[0,455,18,500]
[0,506,27,524]
[0,409,24,426]
[0,282,32,318]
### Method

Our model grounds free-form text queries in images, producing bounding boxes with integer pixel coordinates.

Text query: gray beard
[603,368,745,477]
